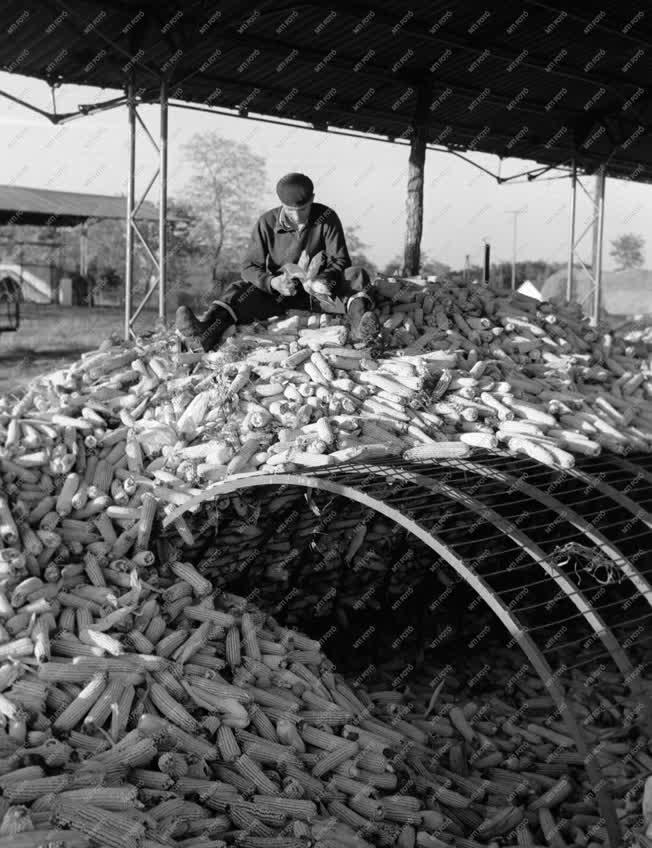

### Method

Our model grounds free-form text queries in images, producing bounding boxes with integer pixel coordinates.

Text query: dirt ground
[0,303,158,396]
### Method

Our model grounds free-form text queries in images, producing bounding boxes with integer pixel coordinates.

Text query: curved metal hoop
[446,458,652,613]
[197,469,622,846]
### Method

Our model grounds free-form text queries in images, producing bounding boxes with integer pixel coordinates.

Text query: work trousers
[214,266,373,325]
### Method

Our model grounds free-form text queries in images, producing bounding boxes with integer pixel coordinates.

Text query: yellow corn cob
[0,639,34,661]
[111,684,135,742]
[5,775,71,803]
[184,606,235,628]
[52,801,145,848]
[458,432,497,449]
[131,768,173,791]
[226,438,260,476]
[143,614,166,644]
[128,630,155,654]
[31,617,50,663]
[173,621,211,665]
[217,724,241,761]
[53,674,107,732]
[310,351,334,382]
[402,442,471,461]
[506,436,556,465]
[154,630,188,658]
[170,561,212,597]
[90,460,113,496]
[83,677,123,731]
[148,682,198,733]
[241,612,261,660]
[225,625,241,669]
[55,472,81,517]
[82,553,105,588]
[79,629,124,656]
[234,753,278,795]
[135,492,157,552]
[55,785,139,811]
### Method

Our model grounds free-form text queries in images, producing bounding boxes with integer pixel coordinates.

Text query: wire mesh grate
[159,452,652,848]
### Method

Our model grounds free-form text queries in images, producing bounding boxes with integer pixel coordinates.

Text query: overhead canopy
[0,184,160,226]
[2,1,652,182]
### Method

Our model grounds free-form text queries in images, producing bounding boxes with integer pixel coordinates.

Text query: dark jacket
[241,202,351,294]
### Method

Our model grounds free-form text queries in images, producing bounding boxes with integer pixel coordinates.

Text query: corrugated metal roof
[1,1,652,182]
[0,184,159,226]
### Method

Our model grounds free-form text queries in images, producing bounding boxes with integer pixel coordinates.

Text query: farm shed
[2,5,652,846]
[0,184,162,304]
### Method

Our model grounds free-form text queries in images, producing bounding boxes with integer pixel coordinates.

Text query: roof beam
[290,0,651,94]
[179,70,525,149]
[168,25,618,124]
[43,0,163,82]
[0,89,76,123]
[522,2,652,51]
[153,67,648,169]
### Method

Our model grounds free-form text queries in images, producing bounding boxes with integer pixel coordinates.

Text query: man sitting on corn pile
[175,172,381,351]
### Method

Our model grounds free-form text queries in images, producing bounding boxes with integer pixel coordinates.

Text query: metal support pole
[566,160,576,302]
[159,77,168,323]
[511,214,517,291]
[483,242,490,284]
[592,165,606,327]
[506,208,525,291]
[125,80,136,341]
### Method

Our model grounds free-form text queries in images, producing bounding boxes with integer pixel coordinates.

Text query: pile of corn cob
[0,278,651,845]
[1,279,652,487]
[154,480,463,637]
[0,547,646,848]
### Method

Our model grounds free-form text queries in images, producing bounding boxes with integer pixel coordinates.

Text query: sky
[1,71,652,272]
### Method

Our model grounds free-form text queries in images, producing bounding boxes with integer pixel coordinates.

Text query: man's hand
[270,271,297,296]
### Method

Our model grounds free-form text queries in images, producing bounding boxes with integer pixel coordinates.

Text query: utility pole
[482,240,490,284]
[506,208,527,291]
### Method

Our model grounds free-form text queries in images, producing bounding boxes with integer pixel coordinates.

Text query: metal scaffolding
[124,78,168,340]
[566,161,607,327]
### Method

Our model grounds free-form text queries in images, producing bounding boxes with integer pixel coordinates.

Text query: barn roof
[2,1,652,182]
[0,184,160,226]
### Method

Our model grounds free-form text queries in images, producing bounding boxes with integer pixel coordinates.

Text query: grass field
[0,303,159,396]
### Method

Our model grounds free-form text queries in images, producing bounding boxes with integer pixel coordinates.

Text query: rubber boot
[175,302,234,352]
[347,294,381,345]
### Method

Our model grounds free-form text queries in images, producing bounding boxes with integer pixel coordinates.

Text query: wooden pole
[403,87,430,276]
[592,166,606,327]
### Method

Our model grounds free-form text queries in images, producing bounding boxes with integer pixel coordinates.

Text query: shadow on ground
[1,346,92,365]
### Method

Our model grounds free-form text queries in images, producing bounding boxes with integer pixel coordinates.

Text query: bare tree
[182,133,266,282]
